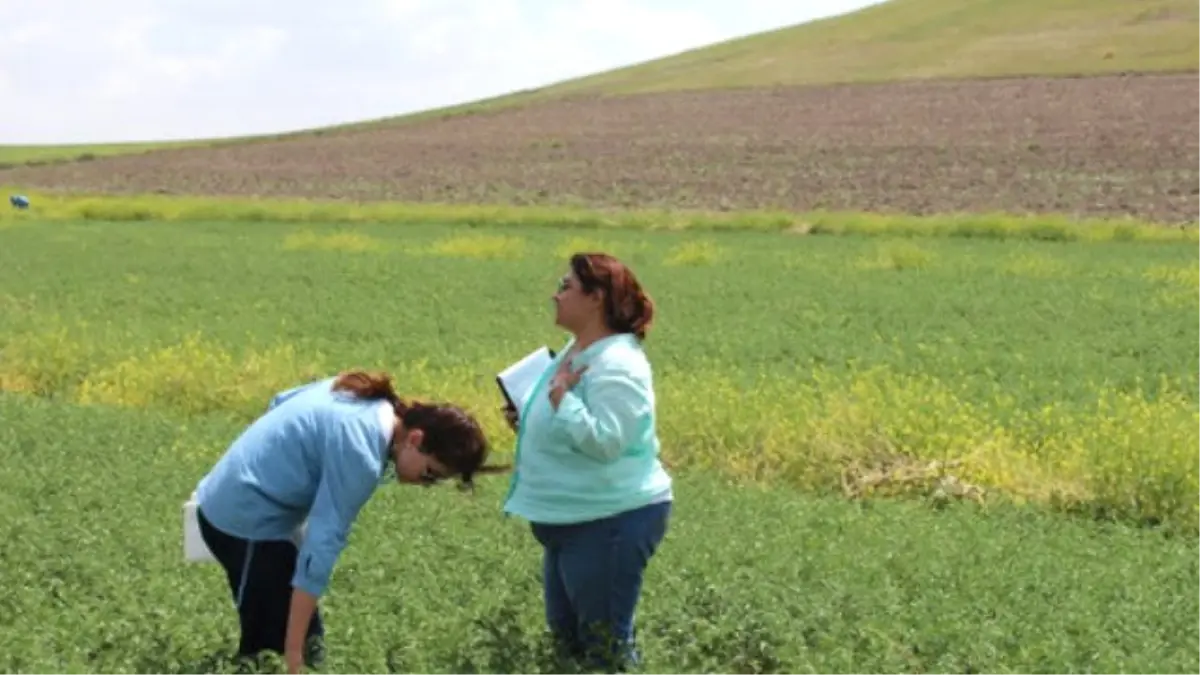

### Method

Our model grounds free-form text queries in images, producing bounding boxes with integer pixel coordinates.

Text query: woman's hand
[285,648,305,675]
[548,356,588,409]
[502,403,519,432]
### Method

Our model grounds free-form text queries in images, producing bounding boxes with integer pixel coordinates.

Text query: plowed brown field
[3,74,1197,222]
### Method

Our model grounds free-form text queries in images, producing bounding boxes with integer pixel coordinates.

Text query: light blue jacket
[195,377,392,597]
[502,333,673,524]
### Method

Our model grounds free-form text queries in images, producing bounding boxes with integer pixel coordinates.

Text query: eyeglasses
[418,464,447,486]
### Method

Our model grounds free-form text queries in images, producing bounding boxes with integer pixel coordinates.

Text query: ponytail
[624,287,655,341]
[332,370,406,414]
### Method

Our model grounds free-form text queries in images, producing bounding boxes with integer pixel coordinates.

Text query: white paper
[497,346,555,414]
[182,493,216,563]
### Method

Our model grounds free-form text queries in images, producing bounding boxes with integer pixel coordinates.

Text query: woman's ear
[406,428,426,452]
[587,287,606,310]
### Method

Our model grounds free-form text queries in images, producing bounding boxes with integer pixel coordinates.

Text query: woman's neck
[572,324,617,352]
[381,405,403,461]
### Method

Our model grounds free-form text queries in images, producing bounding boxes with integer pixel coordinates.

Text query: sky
[0,0,882,145]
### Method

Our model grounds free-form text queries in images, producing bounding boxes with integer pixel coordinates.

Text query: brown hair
[331,370,508,490]
[570,252,655,341]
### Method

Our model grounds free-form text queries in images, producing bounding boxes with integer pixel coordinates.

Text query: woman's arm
[286,421,381,670]
[291,460,376,597]
[550,366,652,462]
[284,589,318,673]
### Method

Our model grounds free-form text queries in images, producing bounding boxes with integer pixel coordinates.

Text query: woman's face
[552,270,600,331]
[393,429,451,486]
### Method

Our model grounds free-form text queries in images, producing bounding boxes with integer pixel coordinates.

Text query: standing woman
[195,370,503,674]
[502,252,673,671]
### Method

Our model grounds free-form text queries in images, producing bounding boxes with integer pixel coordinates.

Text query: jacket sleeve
[550,366,652,462]
[291,421,381,597]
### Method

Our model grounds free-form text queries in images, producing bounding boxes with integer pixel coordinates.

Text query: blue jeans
[530,500,672,671]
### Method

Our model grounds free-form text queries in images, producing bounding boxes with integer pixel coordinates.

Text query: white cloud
[0,0,881,144]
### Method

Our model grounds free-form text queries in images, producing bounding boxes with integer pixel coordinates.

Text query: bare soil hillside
[2,74,1196,222]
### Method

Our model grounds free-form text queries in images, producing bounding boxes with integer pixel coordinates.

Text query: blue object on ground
[10,195,30,209]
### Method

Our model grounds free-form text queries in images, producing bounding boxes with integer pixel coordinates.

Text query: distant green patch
[0,141,205,167]
[425,234,527,260]
[664,240,725,267]
[856,241,937,271]
[1001,251,1073,279]
[1143,263,1200,308]
[282,229,384,252]
[1,189,1194,244]
[553,236,644,260]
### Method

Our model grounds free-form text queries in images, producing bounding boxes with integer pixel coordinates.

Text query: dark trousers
[531,500,671,672]
[197,507,324,660]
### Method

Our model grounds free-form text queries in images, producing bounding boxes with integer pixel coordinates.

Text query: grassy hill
[535,0,1199,96]
[1,0,1195,167]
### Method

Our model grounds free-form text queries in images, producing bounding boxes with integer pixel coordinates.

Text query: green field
[0,217,1196,672]
[2,0,1196,670]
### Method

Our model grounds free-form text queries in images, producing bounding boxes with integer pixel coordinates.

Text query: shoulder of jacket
[589,339,650,379]
[316,403,385,463]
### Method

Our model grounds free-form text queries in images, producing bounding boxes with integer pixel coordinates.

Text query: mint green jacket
[502,333,673,525]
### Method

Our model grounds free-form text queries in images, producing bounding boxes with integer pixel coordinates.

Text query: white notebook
[496,346,556,416]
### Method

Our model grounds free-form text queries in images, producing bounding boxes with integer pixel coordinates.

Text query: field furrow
[2,74,1196,223]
